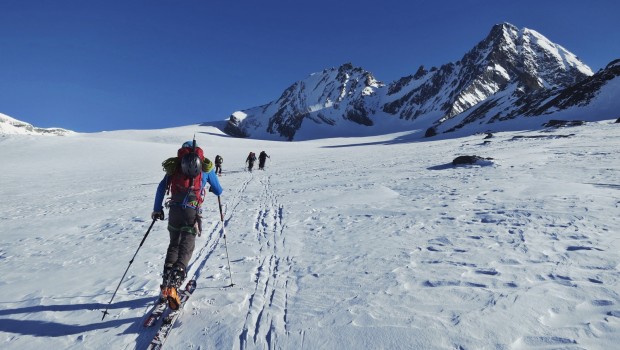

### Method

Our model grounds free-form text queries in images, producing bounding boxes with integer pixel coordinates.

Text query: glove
[151,211,165,221]
[194,216,202,237]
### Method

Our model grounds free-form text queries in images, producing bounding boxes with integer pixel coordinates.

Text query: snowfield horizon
[1,119,619,349]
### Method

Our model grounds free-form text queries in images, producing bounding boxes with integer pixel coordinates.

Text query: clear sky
[1,0,618,132]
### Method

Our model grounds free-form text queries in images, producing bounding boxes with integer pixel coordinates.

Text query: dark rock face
[344,100,373,126]
[268,109,306,141]
[542,120,585,128]
[425,127,437,138]
[452,155,493,165]
[510,134,575,140]
[413,65,428,79]
[224,115,249,138]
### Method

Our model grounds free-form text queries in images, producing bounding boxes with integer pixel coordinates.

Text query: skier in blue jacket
[152,163,223,219]
[151,141,223,308]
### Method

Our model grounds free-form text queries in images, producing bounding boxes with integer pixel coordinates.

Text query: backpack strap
[202,158,214,173]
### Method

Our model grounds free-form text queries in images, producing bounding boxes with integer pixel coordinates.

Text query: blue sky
[1,0,618,132]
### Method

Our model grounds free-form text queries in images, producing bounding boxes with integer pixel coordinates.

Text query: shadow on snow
[0,296,152,337]
[0,317,141,337]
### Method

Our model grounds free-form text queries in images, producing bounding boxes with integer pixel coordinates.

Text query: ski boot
[160,263,177,307]
[161,286,180,310]
[160,263,173,286]
[170,264,186,287]
[161,263,185,310]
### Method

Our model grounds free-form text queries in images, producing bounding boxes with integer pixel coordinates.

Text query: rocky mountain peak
[223,23,606,141]
[384,22,594,124]
[606,58,620,69]
[226,63,384,140]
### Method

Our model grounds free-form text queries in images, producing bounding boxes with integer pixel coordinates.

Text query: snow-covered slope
[0,113,74,136]
[438,57,620,135]
[1,119,619,349]
[224,23,601,141]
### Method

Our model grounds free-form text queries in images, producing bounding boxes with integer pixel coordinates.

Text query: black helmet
[181,152,201,178]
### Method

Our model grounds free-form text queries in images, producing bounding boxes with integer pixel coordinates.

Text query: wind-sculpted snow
[0,120,619,349]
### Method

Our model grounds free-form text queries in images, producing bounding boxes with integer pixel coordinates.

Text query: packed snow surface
[1,121,619,349]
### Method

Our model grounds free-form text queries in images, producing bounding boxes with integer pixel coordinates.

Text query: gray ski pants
[165,206,198,269]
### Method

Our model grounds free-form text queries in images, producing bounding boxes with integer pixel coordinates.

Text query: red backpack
[167,146,205,206]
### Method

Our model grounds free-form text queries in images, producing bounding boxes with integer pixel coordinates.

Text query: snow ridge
[0,113,74,136]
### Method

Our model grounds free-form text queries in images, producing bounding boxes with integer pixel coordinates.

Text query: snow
[493,63,510,81]
[230,111,249,122]
[524,29,594,76]
[1,120,620,349]
[0,112,73,136]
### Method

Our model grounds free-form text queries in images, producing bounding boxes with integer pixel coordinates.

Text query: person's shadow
[0,297,151,337]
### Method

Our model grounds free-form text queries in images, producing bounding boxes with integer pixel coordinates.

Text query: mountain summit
[225,63,384,141]
[383,23,593,124]
[223,23,615,141]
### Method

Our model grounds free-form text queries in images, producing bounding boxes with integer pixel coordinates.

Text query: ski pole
[218,196,235,287]
[101,216,161,320]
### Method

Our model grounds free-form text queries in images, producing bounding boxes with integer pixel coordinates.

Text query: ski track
[132,168,295,349]
[131,211,223,349]
[132,169,258,349]
[238,173,292,350]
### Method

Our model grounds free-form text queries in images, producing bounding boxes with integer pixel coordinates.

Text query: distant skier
[151,140,223,309]
[258,151,270,170]
[246,152,257,172]
[215,155,223,175]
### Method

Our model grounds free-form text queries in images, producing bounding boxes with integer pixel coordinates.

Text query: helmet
[182,140,196,148]
[181,152,202,178]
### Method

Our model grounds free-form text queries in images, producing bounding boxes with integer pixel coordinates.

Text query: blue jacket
[153,168,223,212]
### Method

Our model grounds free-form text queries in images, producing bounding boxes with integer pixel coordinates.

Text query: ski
[147,279,197,350]
[143,298,168,327]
